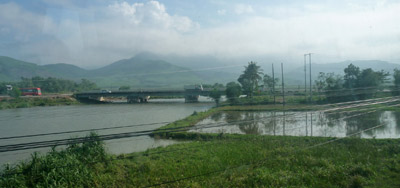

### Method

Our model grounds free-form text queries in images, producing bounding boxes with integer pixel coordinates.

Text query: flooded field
[190,110,400,138]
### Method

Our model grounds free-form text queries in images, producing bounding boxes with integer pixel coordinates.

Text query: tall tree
[315,72,327,100]
[209,83,223,106]
[393,68,400,95]
[262,74,279,95]
[225,82,242,104]
[344,64,360,89]
[320,72,345,102]
[238,62,263,97]
[357,68,389,99]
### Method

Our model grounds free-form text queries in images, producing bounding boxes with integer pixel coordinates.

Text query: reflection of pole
[283,111,286,135]
[281,63,285,106]
[272,63,275,105]
[273,112,276,136]
[311,113,313,136]
[306,112,308,136]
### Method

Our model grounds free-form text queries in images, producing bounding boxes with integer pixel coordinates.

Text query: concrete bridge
[74,88,223,103]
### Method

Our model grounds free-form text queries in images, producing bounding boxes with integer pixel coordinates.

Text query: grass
[0,97,80,110]
[1,134,400,187]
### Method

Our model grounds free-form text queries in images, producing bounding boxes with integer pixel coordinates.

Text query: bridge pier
[185,95,199,103]
[127,96,150,103]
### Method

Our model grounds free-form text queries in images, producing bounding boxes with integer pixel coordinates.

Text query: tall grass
[0,133,108,187]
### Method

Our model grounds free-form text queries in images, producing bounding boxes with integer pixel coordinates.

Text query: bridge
[74,88,223,103]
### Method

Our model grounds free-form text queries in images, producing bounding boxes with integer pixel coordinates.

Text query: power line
[1,95,398,143]
[143,121,386,187]
[1,98,398,153]
[1,102,395,179]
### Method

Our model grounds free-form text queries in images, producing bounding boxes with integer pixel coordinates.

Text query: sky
[0,0,399,68]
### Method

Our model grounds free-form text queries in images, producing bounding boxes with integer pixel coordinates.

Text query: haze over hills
[1,54,400,88]
[0,55,237,88]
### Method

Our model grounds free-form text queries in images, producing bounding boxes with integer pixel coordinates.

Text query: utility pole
[304,54,307,100]
[281,63,285,106]
[309,53,312,103]
[272,63,275,105]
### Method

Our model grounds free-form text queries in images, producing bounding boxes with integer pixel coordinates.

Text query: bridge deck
[74,89,215,98]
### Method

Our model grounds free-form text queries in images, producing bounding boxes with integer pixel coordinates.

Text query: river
[0,98,214,165]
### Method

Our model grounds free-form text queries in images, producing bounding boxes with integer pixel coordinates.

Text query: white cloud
[109,1,195,32]
[234,4,254,15]
[0,2,50,42]
[1,1,400,67]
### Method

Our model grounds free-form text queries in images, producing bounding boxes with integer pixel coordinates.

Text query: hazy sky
[0,0,399,68]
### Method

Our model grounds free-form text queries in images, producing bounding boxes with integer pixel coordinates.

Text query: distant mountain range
[1,55,399,88]
[0,55,237,88]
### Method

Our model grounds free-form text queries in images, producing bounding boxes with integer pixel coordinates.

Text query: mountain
[128,52,240,84]
[0,56,88,81]
[284,60,400,86]
[0,56,209,88]
[3,54,397,89]
[88,56,205,88]
[42,63,89,79]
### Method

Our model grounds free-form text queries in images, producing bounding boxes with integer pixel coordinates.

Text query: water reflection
[191,110,400,138]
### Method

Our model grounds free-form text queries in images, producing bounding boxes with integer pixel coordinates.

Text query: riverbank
[0,96,80,110]
[1,134,399,187]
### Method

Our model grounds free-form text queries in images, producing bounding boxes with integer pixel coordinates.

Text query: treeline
[315,64,400,102]
[207,62,400,105]
[0,76,98,94]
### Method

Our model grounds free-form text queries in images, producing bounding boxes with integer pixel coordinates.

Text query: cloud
[109,1,195,32]
[234,4,254,15]
[1,1,400,68]
[0,2,49,42]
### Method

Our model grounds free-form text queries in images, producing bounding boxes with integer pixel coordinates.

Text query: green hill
[89,56,204,88]
[0,56,50,81]
[0,56,205,88]
[42,63,89,79]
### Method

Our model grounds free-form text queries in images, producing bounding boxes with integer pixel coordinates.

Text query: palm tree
[238,62,263,97]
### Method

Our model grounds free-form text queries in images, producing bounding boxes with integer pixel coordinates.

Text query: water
[0,98,213,165]
[190,110,400,138]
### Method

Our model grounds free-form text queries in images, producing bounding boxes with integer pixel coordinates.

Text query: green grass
[1,134,400,187]
[0,97,80,110]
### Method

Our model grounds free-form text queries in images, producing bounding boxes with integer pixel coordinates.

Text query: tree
[262,74,279,95]
[344,64,360,89]
[238,62,263,98]
[119,86,131,91]
[393,68,400,95]
[209,83,223,106]
[315,72,327,100]
[77,79,98,91]
[225,82,242,104]
[357,68,389,99]
[320,73,344,102]
[9,88,21,98]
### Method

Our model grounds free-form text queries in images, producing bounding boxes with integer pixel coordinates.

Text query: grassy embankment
[0,96,80,110]
[1,133,400,187]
